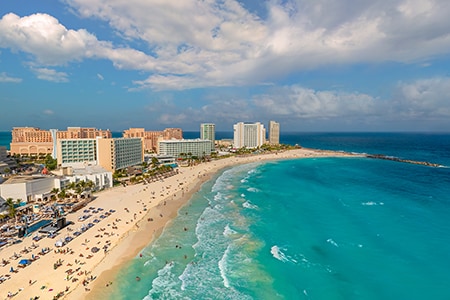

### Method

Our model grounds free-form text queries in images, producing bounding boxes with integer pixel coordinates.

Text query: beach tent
[18,259,30,267]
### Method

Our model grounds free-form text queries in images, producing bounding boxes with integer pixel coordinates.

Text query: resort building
[96,137,144,172]
[269,121,280,145]
[52,165,113,190]
[56,139,97,167]
[123,127,183,152]
[233,122,266,149]
[0,176,57,203]
[157,139,213,158]
[200,123,215,147]
[10,127,53,156]
[10,127,111,157]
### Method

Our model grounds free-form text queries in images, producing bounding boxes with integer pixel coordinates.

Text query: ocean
[98,132,450,300]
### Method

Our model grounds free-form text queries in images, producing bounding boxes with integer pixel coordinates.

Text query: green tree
[44,154,57,170]
[6,198,16,218]
[151,157,159,168]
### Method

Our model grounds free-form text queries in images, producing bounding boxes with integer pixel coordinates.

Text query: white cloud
[0,13,98,65]
[394,77,450,118]
[2,1,450,89]
[64,0,450,89]
[253,86,378,119]
[32,67,69,82]
[97,73,104,80]
[0,72,22,83]
[43,109,54,115]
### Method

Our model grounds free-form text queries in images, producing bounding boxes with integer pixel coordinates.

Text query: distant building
[10,127,53,156]
[123,128,183,152]
[268,121,280,145]
[158,139,213,158]
[233,122,266,149]
[200,123,215,147]
[96,137,144,172]
[10,127,111,157]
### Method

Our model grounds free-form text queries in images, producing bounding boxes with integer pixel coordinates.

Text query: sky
[1,0,450,132]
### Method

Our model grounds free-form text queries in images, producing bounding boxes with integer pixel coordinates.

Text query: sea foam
[270,245,289,262]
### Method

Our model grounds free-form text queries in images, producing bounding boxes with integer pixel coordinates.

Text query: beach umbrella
[19,259,29,266]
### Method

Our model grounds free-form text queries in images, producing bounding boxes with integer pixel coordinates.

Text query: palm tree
[6,198,16,219]
[58,190,66,200]
[151,157,159,169]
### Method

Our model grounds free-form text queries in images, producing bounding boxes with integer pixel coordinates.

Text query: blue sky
[1,0,450,132]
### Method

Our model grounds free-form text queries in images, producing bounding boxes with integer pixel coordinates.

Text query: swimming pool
[26,219,52,235]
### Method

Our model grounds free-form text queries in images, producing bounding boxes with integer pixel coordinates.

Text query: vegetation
[44,154,58,170]
[6,197,16,218]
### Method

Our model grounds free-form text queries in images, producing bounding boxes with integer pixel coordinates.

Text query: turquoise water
[105,133,450,300]
[0,131,11,150]
[26,219,52,235]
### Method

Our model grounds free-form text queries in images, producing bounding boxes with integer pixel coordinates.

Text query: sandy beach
[0,148,357,300]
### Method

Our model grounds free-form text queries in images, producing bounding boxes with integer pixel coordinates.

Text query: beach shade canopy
[18,259,30,266]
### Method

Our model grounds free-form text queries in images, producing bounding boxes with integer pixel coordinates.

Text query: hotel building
[57,139,97,166]
[123,128,183,152]
[200,123,215,147]
[158,139,213,158]
[268,121,280,145]
[233,122,266,149]
[10,127,111,156]
[96,137,144,172]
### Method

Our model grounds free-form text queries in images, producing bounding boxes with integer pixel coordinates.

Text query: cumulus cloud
[64,0,450,89]
[32,67,69,82]
[253,86,378,119]
[0,13,97,65]
[2,1,450,89]
[249,78,450,127]
[393,77,450,118]
[0,72,22,83]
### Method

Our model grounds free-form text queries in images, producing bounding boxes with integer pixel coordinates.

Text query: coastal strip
[0,148,358,300]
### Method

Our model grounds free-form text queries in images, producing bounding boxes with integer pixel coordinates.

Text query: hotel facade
[233,122,266,149]
[57,139,97,166]
[123,128,182,152]
[200,123,215,147]
[268,121,280,145]
[10,127,111,156]
[96,137,144,172]
[158,139,213,158]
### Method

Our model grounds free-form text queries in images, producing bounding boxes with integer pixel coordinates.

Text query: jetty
[365,154,443,168]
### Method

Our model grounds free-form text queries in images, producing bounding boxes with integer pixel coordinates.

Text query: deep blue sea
[95,132,450,300]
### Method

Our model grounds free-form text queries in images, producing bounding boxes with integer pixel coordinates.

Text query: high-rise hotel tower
[233,122,266,149]
[268,121,280,145]
[200,123,215,147]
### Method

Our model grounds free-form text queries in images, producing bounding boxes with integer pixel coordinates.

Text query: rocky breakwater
[366,154,444,168]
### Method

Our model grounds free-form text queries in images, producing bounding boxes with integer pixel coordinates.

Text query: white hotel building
[56,137,144,172]
[233,122,266,149]
[158,139,213,158]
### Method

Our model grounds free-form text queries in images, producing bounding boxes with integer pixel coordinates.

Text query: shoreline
[0,148,358,300]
